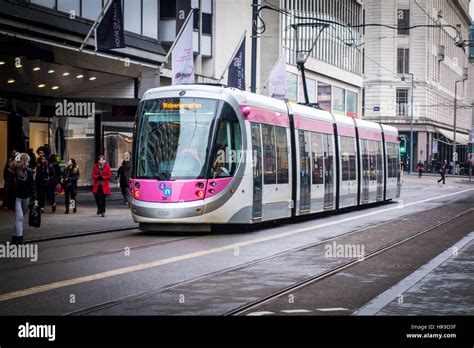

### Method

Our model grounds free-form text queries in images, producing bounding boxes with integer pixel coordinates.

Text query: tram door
[251,123,263,219]
[299,131,311,213]
[376,141,384,201]
[323,134,335,209]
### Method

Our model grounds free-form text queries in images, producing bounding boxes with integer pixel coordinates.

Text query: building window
[332,86,345,115]
[202,13,212,34]
[397,48,409,74]
[160,0,176,18]
[286,72,298,102]
[396,89,409,116]
[346,90,358,118]
[397,9,409,35]
[317,82,332,112]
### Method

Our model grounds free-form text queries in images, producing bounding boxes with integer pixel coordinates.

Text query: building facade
[0,0,365,192]
[258,0,364,118]
[0,0,224,188]
[363,0,472,171]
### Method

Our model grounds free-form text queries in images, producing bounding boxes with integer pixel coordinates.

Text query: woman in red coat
[92,155,111,217]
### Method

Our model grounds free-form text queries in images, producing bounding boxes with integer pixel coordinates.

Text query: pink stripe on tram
[337,125,356,137]
[240,105,289,128]
[384,134,400,143]
[358,128,383,141]
[294,116,334,134]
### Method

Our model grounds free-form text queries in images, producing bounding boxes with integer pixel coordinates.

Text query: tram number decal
[158,182,173,197]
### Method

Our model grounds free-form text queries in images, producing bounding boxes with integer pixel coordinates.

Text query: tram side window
[209,104,242,179]
[341,137,350,181]
[369,140,377,180]
[387,143,397,178]
[323,134,334,182]
[275,126,289,184]
[361,139,370,180]
[340,136,357,181]
[394,143,401,176]
[348,137,356,180]
[311,132,324,185]
[376,141,383,180]
[262,124,277,184]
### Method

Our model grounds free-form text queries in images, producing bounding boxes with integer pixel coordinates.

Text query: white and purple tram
[130,85,401,231]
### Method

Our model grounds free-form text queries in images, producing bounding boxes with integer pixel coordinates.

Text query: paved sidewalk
[358,233,474,315]
[0,189,138,243]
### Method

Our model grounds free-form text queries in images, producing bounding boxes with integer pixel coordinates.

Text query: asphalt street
[0,175,472,316]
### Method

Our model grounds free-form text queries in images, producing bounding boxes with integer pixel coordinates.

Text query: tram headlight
[134,190,141,199]
[195,190,204,198]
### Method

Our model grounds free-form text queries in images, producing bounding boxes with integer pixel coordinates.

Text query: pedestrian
[116,158,130,206]
[437,160,447,184]
[35,156,50,213]
[27,148,37,171]
[2,157,15,210]
[47,154,61,212]
[417,161,423,178]
[12,153,37,244]
[92,155,111,217]
[62,158,79,214]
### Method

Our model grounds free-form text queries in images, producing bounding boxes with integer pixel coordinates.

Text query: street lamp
[453,68,468,172]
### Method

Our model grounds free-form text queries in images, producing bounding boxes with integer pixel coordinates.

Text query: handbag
[28,202,41,228]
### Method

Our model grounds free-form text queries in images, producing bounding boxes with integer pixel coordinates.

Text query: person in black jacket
[437,160,447,184]
[47,154,61,213]
[116,159,131,206]
[12,153,37,245]
[3,149,17,210]
[62,158,79,214]
[35,156,51,213]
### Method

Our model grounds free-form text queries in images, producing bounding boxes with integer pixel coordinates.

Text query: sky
[470,1,474,21]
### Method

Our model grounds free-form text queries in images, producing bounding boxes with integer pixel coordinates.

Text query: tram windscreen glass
[136,98,217,180]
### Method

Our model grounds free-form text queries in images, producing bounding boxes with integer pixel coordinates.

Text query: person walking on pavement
[116,158,130,206]
[47,154,61,212]
[417,161,424,178]
[12,153,37,245]
[437,159,447,184]
[35,156,50,213]
[62,158,79,214]
[92,155,111,217]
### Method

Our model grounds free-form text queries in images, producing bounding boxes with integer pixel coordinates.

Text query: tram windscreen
[135,98,217,180]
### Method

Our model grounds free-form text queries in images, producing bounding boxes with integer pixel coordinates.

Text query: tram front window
[136,98,217,180]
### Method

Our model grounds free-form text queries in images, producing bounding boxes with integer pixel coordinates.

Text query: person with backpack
[12,153,37,244]
[62,158,79,214]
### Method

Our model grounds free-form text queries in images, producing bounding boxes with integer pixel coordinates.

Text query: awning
[436,128,469,145]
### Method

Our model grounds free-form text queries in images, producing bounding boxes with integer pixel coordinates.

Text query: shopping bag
[56,183,64,195]
[28,202,41,228]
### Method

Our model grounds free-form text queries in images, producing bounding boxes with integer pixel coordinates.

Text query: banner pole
[79,0,111,51]
[219,30,247,83]
[159,8,195,75]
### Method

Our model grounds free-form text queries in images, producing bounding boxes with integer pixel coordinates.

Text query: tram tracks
[64,204,473,316]
[225,207,473,316]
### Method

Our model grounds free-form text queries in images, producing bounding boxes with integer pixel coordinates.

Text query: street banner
[268,50,287,99]
[95,0,126,51]
[172,11,194,85]
[227,37,246,90]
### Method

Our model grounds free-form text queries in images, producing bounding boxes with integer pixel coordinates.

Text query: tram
[130,85,401,231]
